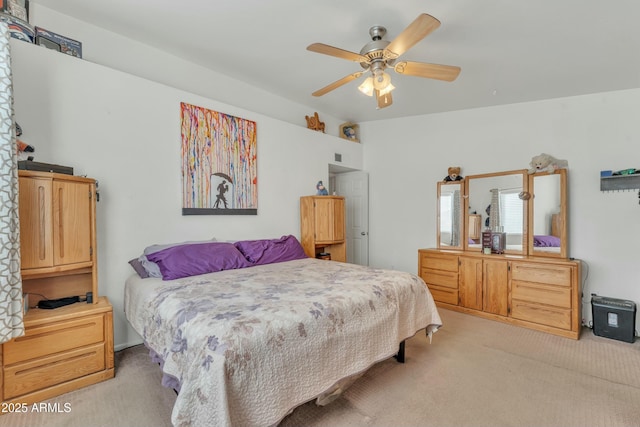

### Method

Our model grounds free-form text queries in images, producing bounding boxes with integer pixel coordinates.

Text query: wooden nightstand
[1,297,114,405]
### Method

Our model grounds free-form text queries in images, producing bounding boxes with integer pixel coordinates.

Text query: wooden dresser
[419,249,581,339]
[1,171,114,407]
[430,169,581,339]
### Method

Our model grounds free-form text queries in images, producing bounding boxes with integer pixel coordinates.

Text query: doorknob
[361,232,367,236]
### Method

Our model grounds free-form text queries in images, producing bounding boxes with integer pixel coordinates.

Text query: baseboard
[114,339,143,352]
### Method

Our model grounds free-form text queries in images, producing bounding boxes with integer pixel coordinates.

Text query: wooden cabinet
[418,249,581,339]
[459,257,508,315]
[300,196,346,262]
[19,175,94,270]
[1,171,114,407]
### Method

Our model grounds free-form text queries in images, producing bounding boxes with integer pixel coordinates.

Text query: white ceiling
[34,0,640,123]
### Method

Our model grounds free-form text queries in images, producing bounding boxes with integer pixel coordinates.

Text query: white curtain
[0,23,24,343]
[451,189,460,246]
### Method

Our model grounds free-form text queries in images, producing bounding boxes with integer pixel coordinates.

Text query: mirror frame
[527,169,567,258]
[437,181,465,250]
[463,169,529,254]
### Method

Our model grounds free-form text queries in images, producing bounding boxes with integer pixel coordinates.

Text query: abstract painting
[181,102,257,215]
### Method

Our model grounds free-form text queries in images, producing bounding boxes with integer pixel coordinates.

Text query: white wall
[361,90,640,332]
[11,40,362,349]
[28,3,346,135]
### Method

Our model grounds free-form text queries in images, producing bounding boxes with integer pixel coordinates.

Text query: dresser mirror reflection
[463,170,528,254]
[435,168,568,258]
[528,169,567,258]
[437,181,464,250]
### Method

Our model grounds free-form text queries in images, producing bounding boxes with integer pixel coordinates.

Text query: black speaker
[591,295,636,343]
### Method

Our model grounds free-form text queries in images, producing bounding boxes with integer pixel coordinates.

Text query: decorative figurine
[443,166,463,182]
[316,181,329,195]
[305,112,325,133]
[528,153,568,174]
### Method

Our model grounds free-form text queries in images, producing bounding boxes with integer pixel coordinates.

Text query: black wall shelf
[600,174,640,191]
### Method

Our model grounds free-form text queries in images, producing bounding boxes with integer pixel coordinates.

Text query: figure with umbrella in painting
[211,172,232,209]
[214,180,229,208]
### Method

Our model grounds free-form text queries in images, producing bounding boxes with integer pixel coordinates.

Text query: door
[335,171,369,266]
[459,257,483,310]
[19,177,53,269]
[483,259,509,316]
[53,180,92,265]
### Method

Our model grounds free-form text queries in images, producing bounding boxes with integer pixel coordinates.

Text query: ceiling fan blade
[394,61,461,82]
[307,43,369,63]
[384,13,441,60]
[375,89,393,109]
[312,72,364,97]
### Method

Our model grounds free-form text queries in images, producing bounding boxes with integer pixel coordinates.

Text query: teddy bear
[527,153,568,174]
[443,166,463,182]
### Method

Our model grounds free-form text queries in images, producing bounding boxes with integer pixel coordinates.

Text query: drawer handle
[38,186,46,260]
[14,349,99,376]
[13,321,99,342]
[58,186,64,259]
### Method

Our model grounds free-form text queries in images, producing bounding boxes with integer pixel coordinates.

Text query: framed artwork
[491,232,506,254]
[181,102,258,215]
[339,122,359,142]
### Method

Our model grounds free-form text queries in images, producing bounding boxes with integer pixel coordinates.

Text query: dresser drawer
[420,253,458,272]
[3,342,105,399]
[511,262,571,286]
[428,285,459,305]
[421,269,458,289]
[3,314,104,365]
[511,300,571,330]
[512,281,571,308]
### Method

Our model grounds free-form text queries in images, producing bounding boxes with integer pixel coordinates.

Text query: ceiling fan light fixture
[358,77,374,96]
[378,82,395,96]
[372,69,392,91]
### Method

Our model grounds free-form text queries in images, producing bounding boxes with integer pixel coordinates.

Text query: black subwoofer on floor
[591,295,637,343]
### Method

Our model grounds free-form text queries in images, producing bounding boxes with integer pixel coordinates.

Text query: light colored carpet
[2,308,639,427]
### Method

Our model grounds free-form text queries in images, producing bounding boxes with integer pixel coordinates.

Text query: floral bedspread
[124,258,441,427]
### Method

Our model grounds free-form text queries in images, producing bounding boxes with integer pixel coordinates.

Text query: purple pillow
[533,235,561,247]
[234,235,308,265]
[146,242,252,280]
[128,258,150,278]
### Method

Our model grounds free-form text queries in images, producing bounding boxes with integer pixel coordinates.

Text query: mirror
[528,169,567,258]
[464,170,527,253]
[437,181,464,249]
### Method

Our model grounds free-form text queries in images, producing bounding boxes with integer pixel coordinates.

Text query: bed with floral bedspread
[125,256,441,427]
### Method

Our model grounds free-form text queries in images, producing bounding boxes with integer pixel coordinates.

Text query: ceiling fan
[307,13,461,109]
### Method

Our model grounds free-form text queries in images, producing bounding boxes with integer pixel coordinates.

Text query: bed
[124,236,441,427]
[533,213,562,253]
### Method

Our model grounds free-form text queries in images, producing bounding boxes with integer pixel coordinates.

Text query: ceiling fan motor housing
[359,26,392,69]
